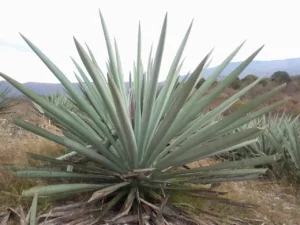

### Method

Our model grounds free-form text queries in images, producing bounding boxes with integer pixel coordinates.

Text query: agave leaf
[173,168,267,179]
[140,14,168,159]
[153,46,264,153]
[73,71,106,121]
[22,183,108,197]
[134,23,142,142]
[143,51,212,167]
[184,173,263,184]
[159,60,186,118]
[96,190,128,220]
[282,122,300,169]
[173,84,285,154]
[139,20,193,156]
[13,118,124,173]
[292,125,300,169]
[27,152,119,175]
[19,35,110,131]
[13,170,117,180]
[8,165,62,172]
[114,38,128,105]
[88,182,130,202]
[0,74,109,154]
[156,127,262,170]
[62,128,87,146]
[112,187,136,221]
[85,43,99,67]
[183,41,246,110]
[156,154,282,180]
[205,139,259,158]
[188,76,266,128]
[156,100,239,161]
[72,58,104,105]
[74,38,132,162]
[108,76,138,167]
[99,10,123,92]
[222,99,288,133]
[30,193,38,225]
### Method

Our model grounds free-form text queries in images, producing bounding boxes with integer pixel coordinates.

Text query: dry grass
[0,100,65,211]
[184,159,300,224]
[214,181,300,224]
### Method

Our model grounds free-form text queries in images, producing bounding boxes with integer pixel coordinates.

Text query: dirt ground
[1,99,300,224]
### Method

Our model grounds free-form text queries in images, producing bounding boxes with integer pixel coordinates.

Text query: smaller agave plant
[32,92,78,114]
[0,82,13,114]
[226,112,300,180]
[32,92,78,127]
[0,11,288,224]
[277,115,300,172]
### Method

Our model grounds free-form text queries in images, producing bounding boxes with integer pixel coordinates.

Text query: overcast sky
[0,0,299,83]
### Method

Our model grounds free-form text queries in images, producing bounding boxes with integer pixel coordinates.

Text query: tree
[229,77,241,90]
[271,71,291,83]
[242,74,258,83]
[259,78,268,87]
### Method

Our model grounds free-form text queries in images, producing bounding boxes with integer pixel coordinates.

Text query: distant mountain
[1,58,300,96]
[201,58,300,79]
[0,82,78,96]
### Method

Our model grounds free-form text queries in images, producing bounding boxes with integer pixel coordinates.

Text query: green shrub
[242,74,258,83]
[0,12,286,223]
[259,78,268,87]
[0,82,15,114]
[222,113,300,182]
[271,71,291,83]
[229,77,241,90]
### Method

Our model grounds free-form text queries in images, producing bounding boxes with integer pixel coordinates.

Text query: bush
[259,78,268,87]
[229,77,241,90]
[271,71,291,83]
[242,74,258,83]
[0,82,16,114]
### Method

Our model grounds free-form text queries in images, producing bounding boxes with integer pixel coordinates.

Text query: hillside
[1,58,300,96]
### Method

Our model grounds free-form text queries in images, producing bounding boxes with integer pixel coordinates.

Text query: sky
[0,0,299,83]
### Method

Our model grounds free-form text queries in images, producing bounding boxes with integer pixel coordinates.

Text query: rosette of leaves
[0,11,287,224]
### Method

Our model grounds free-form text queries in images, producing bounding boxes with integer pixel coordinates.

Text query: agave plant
[277,116,300,172]
[222,112,300,181]
[224,113,288,160]
[0,82,13,114]
[33,92,78,115]
[0,11,287,224]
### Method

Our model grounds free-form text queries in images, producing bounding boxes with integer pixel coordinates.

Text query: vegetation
[33,92,78,115]
[0,82,13,114]
[0,12,288,224]
[242,74,258,84]
[259,78,268,87]
[219,112,300,182]
[229,77,241,90]
[271,71,291,83]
